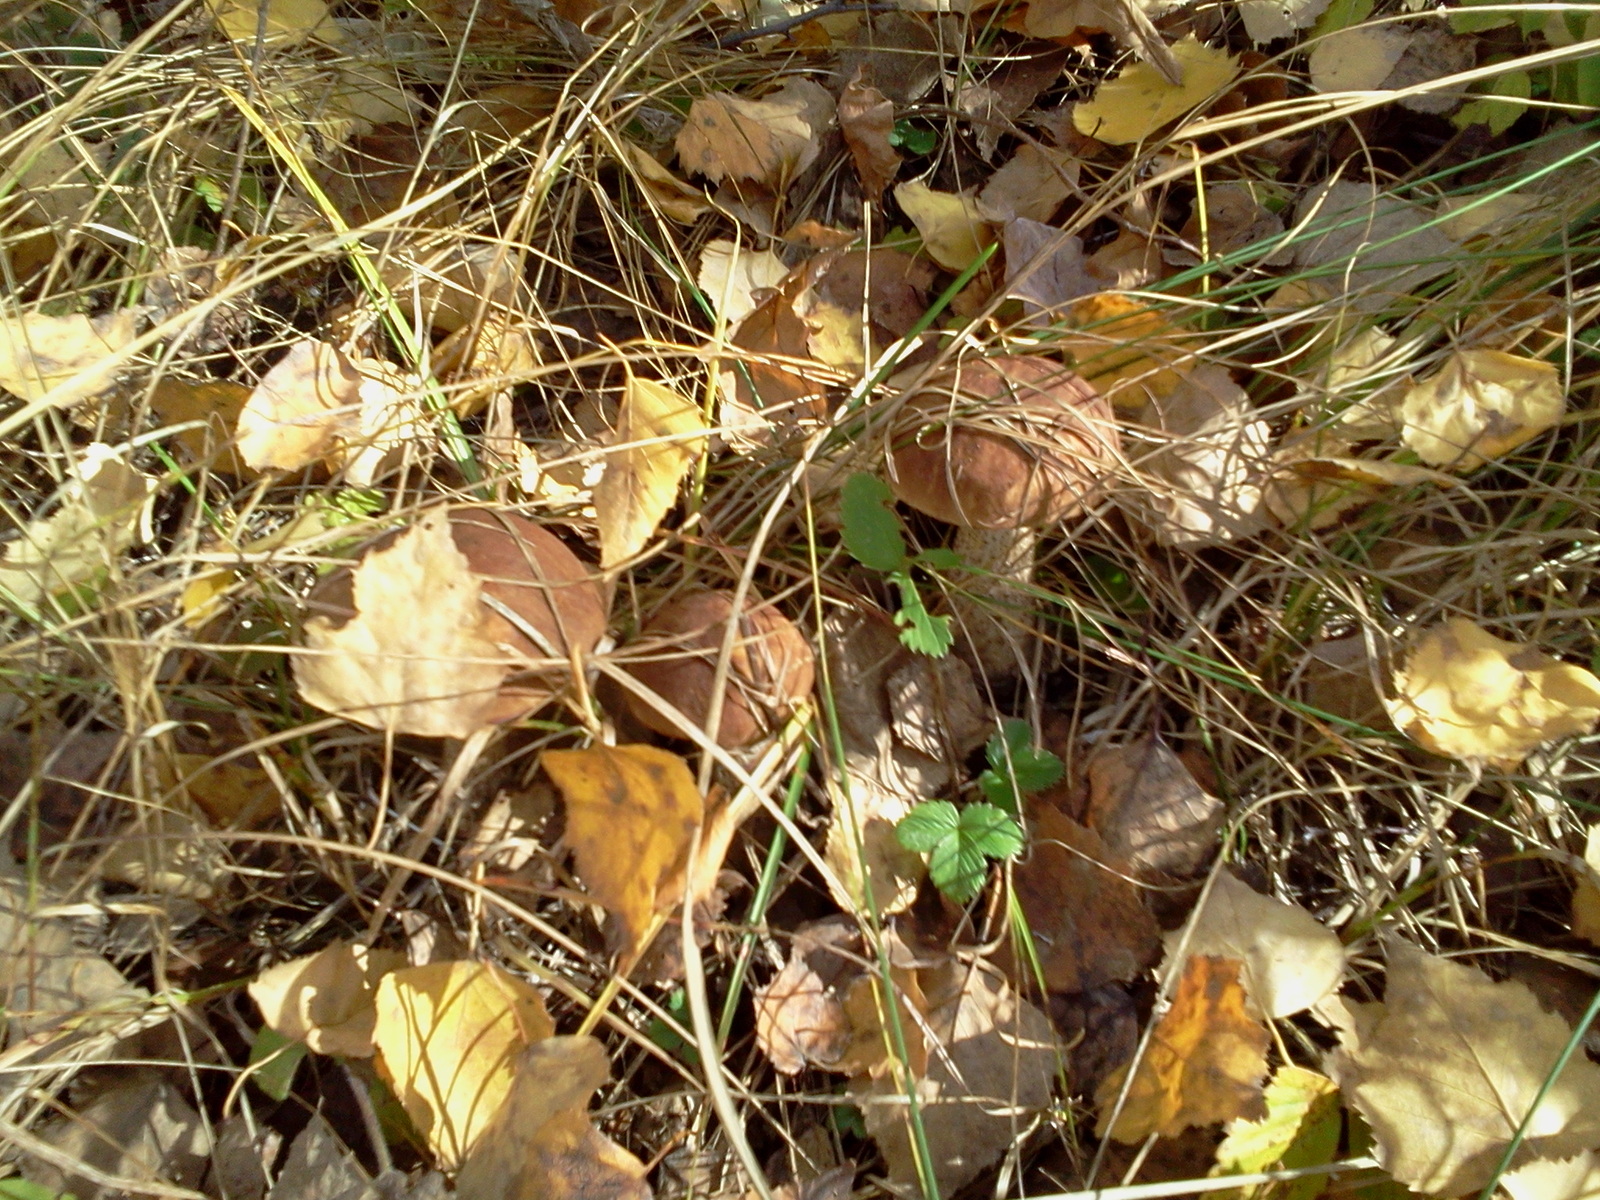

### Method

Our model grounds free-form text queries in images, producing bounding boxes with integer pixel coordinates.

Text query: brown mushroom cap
[307,507,609,726]
[623,590,815,749]
[887,355,1118,529]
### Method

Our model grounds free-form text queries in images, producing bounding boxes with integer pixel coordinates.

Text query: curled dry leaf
[1387,617,1600,770]
[594,371,709,568]
[1010,804,1159,993]
[372,960,555,1168]
[675,79,835,188]
[1398,348,1564,469]
[296,507,608,738]
[455,1036,649,1200]
[1072,37,1240,146]
[619,142,712,224]
[893,181,994,272]
[838,72,899,203]
[0,443,156,613]
[754,918,861,1075]
[1263,432,1457,531]
[1097,955,1270,1143]
[0,308,138,408]
[1327,942,1600,1196]
[1085,737,1224,879]
[540,743,704,960]
[248,940,405,1057]
[1165,871,1344,1020]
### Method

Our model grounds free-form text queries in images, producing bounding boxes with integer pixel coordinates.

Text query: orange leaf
[1096,955,1269,1142]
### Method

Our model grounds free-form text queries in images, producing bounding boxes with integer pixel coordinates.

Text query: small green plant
[839,472,956,657]
[896,720,1063,903]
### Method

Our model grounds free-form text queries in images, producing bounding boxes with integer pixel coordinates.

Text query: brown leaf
[1085,737,1223,879]
[675,79,835,188]
[754,920,861,1074]
[1003,220,1097,317]
[455,1036,650,1200]
[1011,805,1159,992]
[541,744,704,960]
[1328,942,1600,1196]
[1096,955,1270,1142]
[619,142,712,224]
[372,960,555,1168]
[838,72,898,203]
[976,143,1078,224]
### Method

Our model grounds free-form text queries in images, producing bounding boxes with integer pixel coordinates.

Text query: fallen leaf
[1500,1152,1600,1200]
[1011,804,1160,992]
[295,511,517,738]
[754,919,860,1074]
[175,753,280,828]
[149,377,253,476]
[1003,221,1097,317]
[1177,184,1289,264]
[1571,824,1600,947]
[836,12,943,105]
[1398,348,1564,469]
[976,143,1078,224]
[856,962,1058,1198]
[249,940,406,1057]
[1263,434,1456,530]
[1059,292,1192,406]
[540,743,704,959]
[593,371,708,568]
[675,79,835,188]
[893,180,994,272]
[1085,738,1224,879]
[1328,942,1600,1195]
[838,73,899,202]
[208,0,334,43]
[0,443,156,614]
[1165,871,1345,1020]
[0,308,138,407]
[1211,1066,1342,1199]
[1290,180,1457,311]
[372,960,555,1168]
[697,240,790,326]
[378,239,524,336]
[454,1036,649,1200]
[100,808,231,900]
[1073,37,1240,145]
[1383,26,1476,114]
[1237,0,1331,42]
[1096,955,1270,1142]
[1309,26,1409,92]
[1387,618,1600,770]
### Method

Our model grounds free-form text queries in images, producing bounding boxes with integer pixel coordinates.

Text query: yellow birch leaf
[207,0,335,44]
[893,181,993,272]
[540,744,704,959]
[372,960,554,1168]
[1387,618,1600,770]
[0,309,138,407]
[593,371,708,568]
[1073,36,1240,145]
[1398,348,1564,469]
[1211,1065,1341,1198]
[249,940,405,1057]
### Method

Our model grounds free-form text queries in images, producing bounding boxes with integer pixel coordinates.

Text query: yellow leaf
[540,744,704,959]
[293,510,511,739]
[1073,36,1240,145]
[674,79,835,188]
[1573,824,1600,947]
[892,181,993,272]
[593,371,708,568]
[697,239,790,326]
[1059,293,1191,408]
[1398,348,1564,469]
[207,0,335,44]
[248,940,405,1058]
[373,960,554,1167]
[175,750,280,828]
[1211,1066,1341,1198]
[150,378,252,476]
[1096,955,1270,1142]
[455,1036,650,1200]
[0,309,138,407]
[1387,617,1600,770]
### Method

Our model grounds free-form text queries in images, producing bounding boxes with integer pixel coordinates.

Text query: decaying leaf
[0,443,156,613]
[977,143,1077,225]
[1211,1066,1342,1198]
[1398,348,1564,469]
[1327,942,1600,1196]
[1290,180,1458,310]
[1072,37,1240,145]
[1096,955,1270,1142]
[249,940,405,1057]
[1085,738,1224,879]
[372,960,555,1168]
[593,371,708,567]
[754,919,860,1074]
[1237,0,1331,42]
[1263,433,1457,530]
[620,142,712,224]
[893,181,994,272]
[1003,222,1097,317]
[294,510,511,739]
[1387,617,1600,770]
[675,79,835,188]
[838,73,899,203]
[1166,871,1345,1020]
[455,1036,650,1200]
[236,338,423,485]
[1011,804,1160,992]
[0,308,138,408]
[540,743,704,959]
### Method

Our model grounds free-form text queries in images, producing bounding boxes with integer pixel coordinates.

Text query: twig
[717,1,895,48]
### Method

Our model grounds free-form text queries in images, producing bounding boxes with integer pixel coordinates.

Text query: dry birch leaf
[0,309,138,408]
[593,371,708,568]
[893,181,994,272]
[1398,348,1564,469]
[249,940,405,1057]
[838,73,899,202]
[675,79,835,188]
[1072,37,1240,145]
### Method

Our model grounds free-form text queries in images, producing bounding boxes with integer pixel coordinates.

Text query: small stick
[717,1,894,48]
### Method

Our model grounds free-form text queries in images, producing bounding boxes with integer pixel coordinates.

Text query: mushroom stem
[950,525,1039,681]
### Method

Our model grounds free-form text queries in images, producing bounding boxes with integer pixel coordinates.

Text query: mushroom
[886,354,1118,676]
[622,589,815,749]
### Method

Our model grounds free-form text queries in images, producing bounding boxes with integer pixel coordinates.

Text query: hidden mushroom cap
[887,355,1118,530]
[307,506,609,726]
[623,589,815,749]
